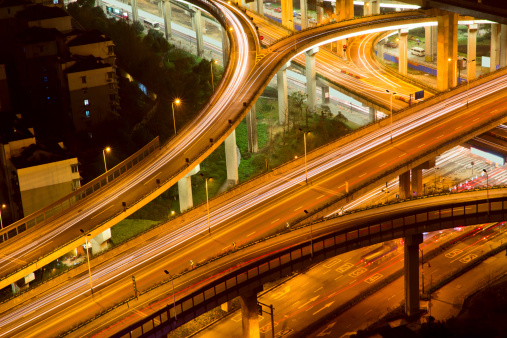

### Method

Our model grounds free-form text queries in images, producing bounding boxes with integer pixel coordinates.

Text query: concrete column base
[277,62,291,124]
[321,86,330,104]
[240,292,260,338]
[162,0,172,40]
[225,130,239,185]
[399,171,411,200]
[131,0,139,22]
[221,300,234,312]
[404,234,423,317]
[247,105,258,153]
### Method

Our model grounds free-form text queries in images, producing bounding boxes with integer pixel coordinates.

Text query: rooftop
[67,30,111,47]
[10,142,75,170]
[66,56,110,73]
[16,4,68,21]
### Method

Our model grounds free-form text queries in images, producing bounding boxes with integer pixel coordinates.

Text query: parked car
[274,7,281,12]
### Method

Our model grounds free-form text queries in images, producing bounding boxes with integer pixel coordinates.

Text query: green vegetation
[111,219,161,245]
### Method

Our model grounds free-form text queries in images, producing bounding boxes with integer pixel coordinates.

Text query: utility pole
[258,301,275,337]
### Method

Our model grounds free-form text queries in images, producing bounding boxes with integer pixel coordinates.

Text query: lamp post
[0,204,6,229]
[172,98,181,135]
[483,169,489,218]
[298,129,310,184]
[164,270,177,320]
[200,174,212,235]
[102,147,111,173]
[463,57,475,108]
[385,90,396,143]
[304,210,313,258]
[80,229,93,294]
[210,59,218,92]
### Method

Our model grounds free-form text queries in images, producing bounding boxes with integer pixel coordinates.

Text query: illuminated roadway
[2,6,507,337]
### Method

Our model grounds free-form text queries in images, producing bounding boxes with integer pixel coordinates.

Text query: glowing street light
[200,174,212,235]
[80,229,93,294]
[172,98,181,135]
[103,147,111,173]
[210,59,218,92]
[385,89,397,143]
[0,204,6,229]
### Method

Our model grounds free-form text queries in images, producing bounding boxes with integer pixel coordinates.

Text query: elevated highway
[0,9,441,289]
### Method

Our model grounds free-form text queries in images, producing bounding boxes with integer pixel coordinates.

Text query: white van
[143,19,160,30]
[411,47,425,57]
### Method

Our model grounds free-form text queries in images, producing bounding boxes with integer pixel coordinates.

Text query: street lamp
[102,147,111,173]
[483,169,489,218]
[80,229,93,294]
[304,210,313,258]
[385,90,396,143]
[0,204,6,229]
[298,129,310,184]
[200,174,212,235]
[463,58,475,108]
[164,270,177,320]
[172,98,181,135]
[210,59,218,92]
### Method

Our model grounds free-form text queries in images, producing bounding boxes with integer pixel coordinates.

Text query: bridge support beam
[221,300,234,312]
[300,0,308,30]
[501,25,507,68]
[399,171,411,200]
[222,26,229,65]
[158,0,163,16]
[372,0,380,15]
[467,24,477,82]
[436,12,458,91]
[411,159,435,197]
[363,1,372,16]
[162,0,172,40]
[90,228,112,254]
[225,130,239,185]
[306,47,319,111]
[317,6,324,24]
[131,0,139,23]
[280,0,293,29]
[491,23,501,73]
[404,234,423,317]
[369,107,376,123]
[192,10,204,58]
[178,165,201,212]
[247,105,258,153]
[321,86,330,104]
[398,29,408,76]
[424,26,437,62]
[240,291,260,338]
[277,62,291,124]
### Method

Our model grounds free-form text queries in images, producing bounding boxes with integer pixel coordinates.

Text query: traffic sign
[343,44,347,49]
[260,36,264,41]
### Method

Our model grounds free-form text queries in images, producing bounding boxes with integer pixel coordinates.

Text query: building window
[71,164,78,173]
[81,76,87,84]
[109,83,115,90]
[107,72,113,79]
[85,110,90,118]
[108,45,114,55]
[43,76,48,82]
[47,96,50,100]
[84,99,89,106]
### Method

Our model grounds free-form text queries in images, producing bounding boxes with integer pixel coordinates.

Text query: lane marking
[294,206,303,211]
[436,135,444,139]
[246,231,256,237]
[455,126,462,130]
[334,275,343,280]
[314,286,323,293]
[417,143,425,148]
[271,218,280,224]
[316,195,325,199]
[359,173,366,177]
[349,279,357,285]
[379,163,387,167]
[91,204,115,220]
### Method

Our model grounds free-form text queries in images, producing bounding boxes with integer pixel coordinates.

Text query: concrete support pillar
[363,1,372,16]
[277,62,290,124]
[225,130,239,185]
[305,47,319,111]
[372,0,380,15]
[377,41,384,60]
[500,25,507,68]
[300,0,308,30]
[321,86,330,104]
[436,13,457,91]
[158,0,163,17]
[192,10,204,57]
[337,0,354,21]
[131,0,139,23]
[425,26,437,62]
[398,29,408,76]
[368,107,376,122]
[178,165,200,212]
[281,0,293,29]
[97,0,103,8]
[404,234,423,317]
[257,0,264,16]
[90,228,112,254]
[448,13,459,88]
[491,23,501,72]
[411,168,422,197]
[178,177,193,212]
[399,171,411,200]
[249,1,255,12]
[240,291,260,338]
[221,300,233,312]
[246,105,258,153]
[222,27,229,65]
[317,6,324,24]
[467,24,477,82]
[162,0,172,40]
